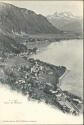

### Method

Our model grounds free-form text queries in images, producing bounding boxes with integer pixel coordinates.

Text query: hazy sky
[0,1,83,17]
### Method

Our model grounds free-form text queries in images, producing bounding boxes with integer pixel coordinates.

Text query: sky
[0,1,83,17]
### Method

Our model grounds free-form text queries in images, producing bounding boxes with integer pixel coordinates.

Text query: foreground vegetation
[0,55,83,115]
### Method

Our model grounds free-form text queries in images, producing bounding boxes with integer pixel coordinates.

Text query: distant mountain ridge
[0,3,83,56]
[0,2,61,34]
[47,12,83,34]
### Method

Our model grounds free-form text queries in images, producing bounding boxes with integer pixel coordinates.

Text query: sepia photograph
[0,0,83,124]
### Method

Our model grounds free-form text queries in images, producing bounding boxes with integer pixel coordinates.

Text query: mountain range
[0,2,60,34]
[0,3,83,55]
[47,12,83,34]
[0,2,62,54]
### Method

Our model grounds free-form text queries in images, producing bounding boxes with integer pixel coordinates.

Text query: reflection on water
[32,39,83,98]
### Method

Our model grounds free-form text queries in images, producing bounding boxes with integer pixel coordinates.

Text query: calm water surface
[32,39,83,98]
[0,39,83,123]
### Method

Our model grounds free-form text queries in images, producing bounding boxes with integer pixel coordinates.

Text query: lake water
[32,39,83,98]
[0,39,83,124]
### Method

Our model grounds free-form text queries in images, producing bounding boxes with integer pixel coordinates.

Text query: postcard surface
[0,0,83,124]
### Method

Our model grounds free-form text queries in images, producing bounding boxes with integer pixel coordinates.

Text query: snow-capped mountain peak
[47,11,79,20]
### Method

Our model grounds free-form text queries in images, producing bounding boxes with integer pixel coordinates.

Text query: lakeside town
[0,2,83,118]
[0,45,83,115]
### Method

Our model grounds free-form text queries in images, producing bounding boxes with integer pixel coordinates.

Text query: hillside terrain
[0,33,27,55]
[0,2,82,43]
[0,57,83,115]
[0,2,60,34]
[0,3,83,115]
[0,3,82,57]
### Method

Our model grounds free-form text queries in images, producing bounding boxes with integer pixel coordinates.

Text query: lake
[0,39,83,124]
[32,39,83,98]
